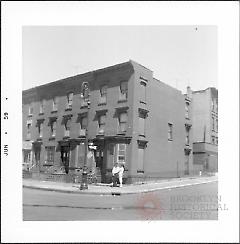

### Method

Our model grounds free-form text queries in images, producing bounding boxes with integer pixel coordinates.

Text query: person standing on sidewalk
[111,162,124,187]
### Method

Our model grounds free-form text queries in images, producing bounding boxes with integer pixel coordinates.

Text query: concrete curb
[23,178,218,195]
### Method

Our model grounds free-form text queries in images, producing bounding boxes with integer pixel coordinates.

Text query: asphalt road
[23,181,218,221]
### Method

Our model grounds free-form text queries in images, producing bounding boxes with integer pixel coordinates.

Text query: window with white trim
[52,97,58,111]
[45,146,55,165]
[118,112,127,133]
[66,92,73,109]
[64,118,71,137]
[139,81,146,104]
[98,114,106,134]
[117,143,126,163]
[99,85,107,104]
[50,120,57,137]
[119,81,128,101]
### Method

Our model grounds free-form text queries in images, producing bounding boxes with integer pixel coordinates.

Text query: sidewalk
[23,175,218,195]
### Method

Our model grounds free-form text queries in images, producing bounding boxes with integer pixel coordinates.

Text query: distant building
[191,87,218,173]
[22,60,194,183]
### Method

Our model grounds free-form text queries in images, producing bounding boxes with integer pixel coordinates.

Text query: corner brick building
[22,60,194,183]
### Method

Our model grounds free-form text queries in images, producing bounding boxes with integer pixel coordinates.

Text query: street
[23,181,218,221]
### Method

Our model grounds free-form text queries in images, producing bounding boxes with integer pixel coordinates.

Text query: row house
[22,60,194,183]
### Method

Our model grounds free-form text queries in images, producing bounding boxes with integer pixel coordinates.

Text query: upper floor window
[50,120,57,137]
[118,112,127,133]
[185,126,190,145]
[98,114,106,134]
[216,118,218,132]
[168,123,173,141]
[139,81,147,104]
[64,118,71,137]
[26,121,31,140]
[37,121,43,138]
[29,104,33,116]
[52,97,58,111]
[185,102,189,119]
[66,92,73,109]
[79,116,87,136]
[39,100,46,114]
[119,81,128,101]
[211,135,215,144]
[99,85,107,104]
[212,115,215,131]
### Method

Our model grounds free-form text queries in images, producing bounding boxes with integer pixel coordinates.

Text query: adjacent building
[22,60,194,183]
[191,87,218,173]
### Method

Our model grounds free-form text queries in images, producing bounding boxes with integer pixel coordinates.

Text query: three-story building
[22,60,194,183]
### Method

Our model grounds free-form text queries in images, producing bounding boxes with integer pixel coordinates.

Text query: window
[185,102,189,119]
[185,126,190,145]
[39,100,45,114]
[37,122,43,138]
[117,143,126,163]
[64,119,71,137]
[168,123,173,140]
[139,113,145,136]
[119,81,128,101]
[216,119,218,132]
[98,114,106,134]
[212,99,215,111]
[137,145,145,173]
[118,112,127,133]
[45,146,55,165]
[52,97,58,111]
[216,137,218,145]
[26,122,31,140]
[66,92,73,109]
[212,115,215,131]
[79,116,87,136]
[29,104,33,115]
[140,81,147,104]
[50,120,57,137]
[211,135,215,144]
[99,85,107,104]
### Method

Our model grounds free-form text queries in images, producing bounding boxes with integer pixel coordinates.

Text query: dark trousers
[112,173,119,187]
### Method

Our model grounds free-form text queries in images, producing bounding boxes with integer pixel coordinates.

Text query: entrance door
[61,146,70,174]
[107,143,115,170]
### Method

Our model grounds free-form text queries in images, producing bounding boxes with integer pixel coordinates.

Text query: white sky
[22,25,217,93]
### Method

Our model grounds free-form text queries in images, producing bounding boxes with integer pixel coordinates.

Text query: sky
[22,26,217,93]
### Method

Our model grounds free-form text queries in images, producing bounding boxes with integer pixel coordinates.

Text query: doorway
[61,146,70,174]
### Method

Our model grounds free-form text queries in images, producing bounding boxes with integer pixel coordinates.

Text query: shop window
[99,85,107,104]
[117,143,126,163]
[118,112,127,133]
[168,123,173,141]
[119,81,128,101]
